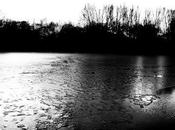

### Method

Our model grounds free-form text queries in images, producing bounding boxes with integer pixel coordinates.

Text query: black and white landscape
[1,0,175,130]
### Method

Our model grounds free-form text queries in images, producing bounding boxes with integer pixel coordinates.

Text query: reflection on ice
[127,56,167,110]
[0,53,175,129]
[0,53,64,66]
[131,56,167,96]
[0,53,79,129]
[131,56,154,96]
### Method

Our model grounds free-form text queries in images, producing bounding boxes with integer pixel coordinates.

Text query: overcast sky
[0,0,175,23]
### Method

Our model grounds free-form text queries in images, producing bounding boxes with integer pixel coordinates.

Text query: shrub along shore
[1,4,175,54]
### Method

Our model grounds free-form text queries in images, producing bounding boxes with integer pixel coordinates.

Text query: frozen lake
[0,53,175,129]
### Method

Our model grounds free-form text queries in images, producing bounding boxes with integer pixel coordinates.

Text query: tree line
[1,4,175,54]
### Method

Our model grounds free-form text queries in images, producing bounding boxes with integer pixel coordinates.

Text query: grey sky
[0,0,174,23]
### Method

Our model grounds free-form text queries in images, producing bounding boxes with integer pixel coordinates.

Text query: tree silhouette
[167,10,175,41]
[0,5,174,53]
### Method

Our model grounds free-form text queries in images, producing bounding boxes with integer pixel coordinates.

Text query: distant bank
[0,5,175,55]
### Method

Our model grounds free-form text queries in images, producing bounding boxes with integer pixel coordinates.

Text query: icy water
[0,53,175,130]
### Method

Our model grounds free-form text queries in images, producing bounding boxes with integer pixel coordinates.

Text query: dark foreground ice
[0,53,175,130]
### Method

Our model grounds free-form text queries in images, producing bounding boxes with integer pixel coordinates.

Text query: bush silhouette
[0,5,174,54]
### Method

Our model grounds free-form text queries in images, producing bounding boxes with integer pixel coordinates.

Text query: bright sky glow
[0,0,175,23]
